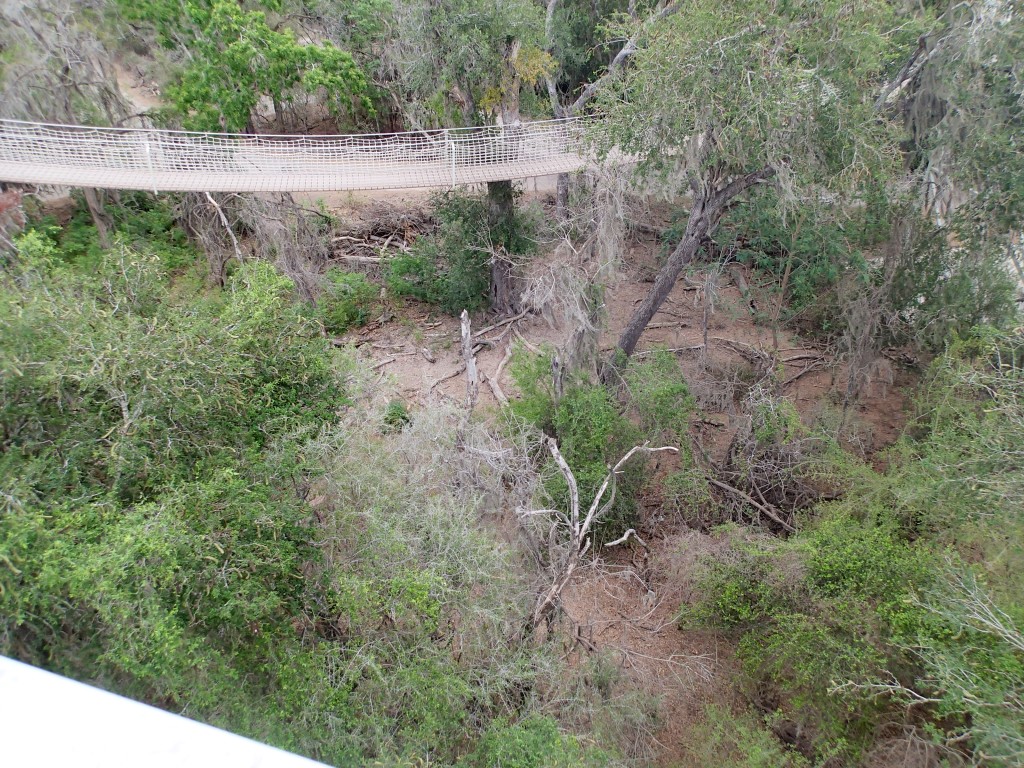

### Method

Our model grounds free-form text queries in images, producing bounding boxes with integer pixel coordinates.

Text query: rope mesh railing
[0,118,588,192]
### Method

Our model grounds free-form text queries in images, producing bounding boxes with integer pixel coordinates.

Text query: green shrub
[736,610,888,758]
[685,535,805,630]
[885,219,1018,352]
[510,352,657,540]
[386,249,442,304]
[709,189,875,319]
[911,566,1024,766]
[386,191,537,315]
[684,522,934,763]
[382,399,411,433]
[321,268,378,333]
[547,384,644,538]
[688,705,811,768]
[624,349,694,442]
[25,193,199,274]
[508,345,559,430]
[462,716,584,768]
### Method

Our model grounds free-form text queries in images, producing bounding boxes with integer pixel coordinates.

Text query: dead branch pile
[718,381,839,533]
[529,439,678,630]
[178,192,334,301]
[331,202,434,263]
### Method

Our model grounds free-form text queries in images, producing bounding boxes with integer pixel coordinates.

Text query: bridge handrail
[0,117,591,191]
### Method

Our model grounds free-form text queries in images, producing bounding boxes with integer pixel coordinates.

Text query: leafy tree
[595,0,914,362]
[121,0,370,131]
[891,0,1024,233]
[377,0,549,129]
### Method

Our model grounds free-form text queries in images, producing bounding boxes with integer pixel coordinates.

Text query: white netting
[0,118,588,192]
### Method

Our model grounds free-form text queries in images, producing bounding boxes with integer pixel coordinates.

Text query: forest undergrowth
[2,0,1023,765]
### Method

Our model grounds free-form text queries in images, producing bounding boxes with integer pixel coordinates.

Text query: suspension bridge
[0,118,588,193]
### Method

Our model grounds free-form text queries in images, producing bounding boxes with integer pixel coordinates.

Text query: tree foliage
[0,220,592,766]
[120,0,370,131]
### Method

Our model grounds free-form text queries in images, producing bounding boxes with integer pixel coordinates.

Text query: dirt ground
[332,193,914,765]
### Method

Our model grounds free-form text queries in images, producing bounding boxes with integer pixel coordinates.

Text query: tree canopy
[120,0,371,131]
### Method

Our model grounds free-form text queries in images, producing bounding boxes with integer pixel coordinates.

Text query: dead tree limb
[708,477,796,532]
[484,373,509,407]
[473,309,529,339]
[461,310,479,411]
[428,363,466,392]
[532,439,678,629]
[205,192,243,265]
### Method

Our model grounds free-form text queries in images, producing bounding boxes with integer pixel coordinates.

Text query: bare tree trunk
[613,196,712,361]
[460,310,479,410]
[272,95,286,134]
[499,39,522,125]
[83,188,113,249]
[556,172,569,219]
[608,167,775,372]
[487,179,521,315]
[490,250,520,315]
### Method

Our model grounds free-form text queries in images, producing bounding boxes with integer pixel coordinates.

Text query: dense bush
[461,716,586,768]
[687,705,811,768]
[386,191,537,314]
[321,267,378,333]
[684,522,931,762]
[685,328,1024,765]
[25,193,200,274]
[0,229,598,766]
[0,239,354,757]
[548,384,645,536]
[511,347,699,538]
[623,349,695,442]
[884,217,1019,352]
[714,191,873,316]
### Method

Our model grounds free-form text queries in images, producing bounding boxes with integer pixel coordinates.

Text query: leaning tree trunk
[614,194,714,361]
[608,166,775,374]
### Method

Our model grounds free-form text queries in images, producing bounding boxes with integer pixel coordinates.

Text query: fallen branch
[604,528,648,548]
[708,477,796,533]
[634,345,703,357]
[783,361,826,388]
[645,321,691,330]
[483,373,509,407]
[493,343,514,381]
[574,623,599,653]
[473,309,529,339]
[428,363,466,392]
[728,263,757,316]
[333,254,383,264]
[513,327,541,354]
